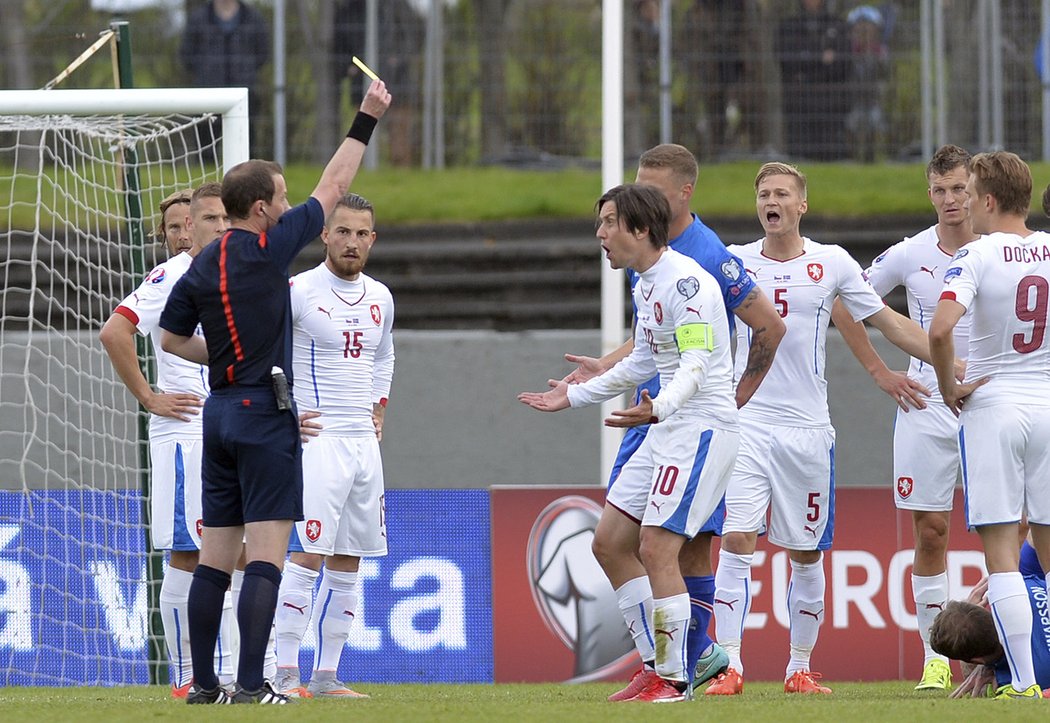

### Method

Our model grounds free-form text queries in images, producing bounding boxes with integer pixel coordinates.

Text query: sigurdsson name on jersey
[1002,244,1050,263]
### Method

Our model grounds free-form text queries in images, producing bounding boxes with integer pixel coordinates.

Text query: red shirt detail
[113,305,140,327]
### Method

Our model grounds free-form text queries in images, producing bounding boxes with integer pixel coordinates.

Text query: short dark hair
[221,159,284,220]
[638,144,699,186]
[928,600,1002,662]
[926,144,971,179]
[328,193,374,226]
[595,183,671,248]
[969,151,1032,217]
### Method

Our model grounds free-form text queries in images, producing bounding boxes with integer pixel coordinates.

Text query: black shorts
[201,387,304,526]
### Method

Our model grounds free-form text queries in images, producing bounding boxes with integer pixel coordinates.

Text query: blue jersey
[625,214,754,405]
[1020,540,1045,579]
[161,198,325,391]
[993,574,1050,690]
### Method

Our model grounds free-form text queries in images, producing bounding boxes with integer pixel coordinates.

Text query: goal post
[0,88,248,686]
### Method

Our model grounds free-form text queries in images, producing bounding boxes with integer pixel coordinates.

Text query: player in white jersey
[520,184,739,703]
[830,145,978,690]
[930,151,1050,700]
[274,193,394,699]
[707,163,934,696]
[100,184,232,696]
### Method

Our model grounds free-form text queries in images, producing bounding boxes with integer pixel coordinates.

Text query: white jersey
[114,252,207,441]
[568,248,737,428]
[729,237,885,427]
[941,231,1050,408]
[290,263,395,436]
[864,225,971,401]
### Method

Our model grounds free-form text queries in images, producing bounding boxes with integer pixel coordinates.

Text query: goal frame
[0,87,250,174]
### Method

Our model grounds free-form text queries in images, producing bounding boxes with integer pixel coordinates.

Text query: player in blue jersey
[561,144,785,699]
[931,555,1050,698]
[159,79,391,705]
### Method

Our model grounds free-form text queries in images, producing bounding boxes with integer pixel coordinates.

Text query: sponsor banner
[0,489,492,685]
[492,486,986,682]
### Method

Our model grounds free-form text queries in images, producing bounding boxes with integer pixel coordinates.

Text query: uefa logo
[525,495,637,682]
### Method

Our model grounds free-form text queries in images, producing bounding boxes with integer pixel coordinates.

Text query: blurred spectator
[777,0,850,160]
[180,0,269,158]
[845,5,888,163]
[335,0,424,167]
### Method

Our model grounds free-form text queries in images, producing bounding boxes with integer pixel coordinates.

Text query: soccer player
[99,184,230,697]
[831,144,978,690]
[273,193,394,699]
[929,151,1050,700]
[561,144,785,698]
[159,79,391,705]
[707,162,934,696]
[520,183,740,702]
[929,572,1050,698]
[157,188,193,256]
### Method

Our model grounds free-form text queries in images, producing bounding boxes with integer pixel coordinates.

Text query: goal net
[0,88,248,685]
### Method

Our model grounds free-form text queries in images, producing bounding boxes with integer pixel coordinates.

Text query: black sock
[188,564,231,691]
[236,560,282,691]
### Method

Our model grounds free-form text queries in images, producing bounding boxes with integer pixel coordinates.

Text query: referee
[160,79,391,704]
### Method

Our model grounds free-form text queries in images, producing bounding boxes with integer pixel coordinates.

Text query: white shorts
[606,416,738,539]
[960,404,1050,528]
[291,435,387,557]
[150,438,203,552]
[892,402,960,512]
[723,418,836,551]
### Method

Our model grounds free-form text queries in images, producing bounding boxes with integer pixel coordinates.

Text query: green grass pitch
[0,682,1041,722]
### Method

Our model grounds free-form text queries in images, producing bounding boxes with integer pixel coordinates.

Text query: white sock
[786,555,825,679]
[713,549,753,674]
[987,572,1036,690]
[912,572,949,665]
[274,561,319,669]
[312,568,359,673]
[159,566,194,688]
[216,590,238,684]
[615,576,656,664]
[653,593,691,682]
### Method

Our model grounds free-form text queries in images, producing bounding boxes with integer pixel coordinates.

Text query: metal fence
[3,1,1050,166]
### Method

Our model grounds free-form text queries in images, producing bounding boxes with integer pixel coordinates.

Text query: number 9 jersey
[289,263,395,436]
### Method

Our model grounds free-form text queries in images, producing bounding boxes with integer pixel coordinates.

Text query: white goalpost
[0,88,248,685]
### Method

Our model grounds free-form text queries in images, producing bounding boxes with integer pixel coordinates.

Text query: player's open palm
[518,379,570,412]
[146,391,202,422]
[360,79,392,120]
[561,353,605,384]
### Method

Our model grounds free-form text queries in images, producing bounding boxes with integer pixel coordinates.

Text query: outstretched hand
[518,379,571,412]
[950,664,994,699]
[561,353,606,384]
[360,79,392,120]
[605,389,655,428]
[873,369,929,412]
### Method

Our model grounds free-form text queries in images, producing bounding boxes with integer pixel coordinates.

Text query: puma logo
[686,306,704,317]
[627,620,637,635]
[650,500,665,513]
[799,607,823,620]
[318,306,333,319]
[924,603,944,611]
[920,265,938,278]
[715,597,739,611]
[803,524,818,536]
[282,602,308,615]
[342,610,355,617]
[655,626,679,641]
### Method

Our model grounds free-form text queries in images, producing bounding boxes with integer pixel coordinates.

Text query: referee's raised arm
[311,79,392,217]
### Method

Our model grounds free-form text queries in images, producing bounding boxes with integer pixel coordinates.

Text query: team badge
[305,519,322,542]
[653,302,663,324]
[676,276,700,299]
[952,249,969,260]
[873,249,889,264]
[145,267,166,284]
[807,263,824,282]
[896,476,913,499]
[195,519,203,537]
[720,259,742,281]
[370,304,382,326]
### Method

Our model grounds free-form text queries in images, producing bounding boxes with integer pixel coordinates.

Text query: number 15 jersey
[290,263,395,436]
[728,237,885,427]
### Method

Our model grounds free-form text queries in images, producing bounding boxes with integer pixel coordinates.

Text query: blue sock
[684,575,716,679]
[236,561,282,691]
[188,564,231,691]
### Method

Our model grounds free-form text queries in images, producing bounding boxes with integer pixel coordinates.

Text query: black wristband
[347,111,378,145]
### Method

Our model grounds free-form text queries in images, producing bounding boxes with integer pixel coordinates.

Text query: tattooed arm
[731,287,785,408]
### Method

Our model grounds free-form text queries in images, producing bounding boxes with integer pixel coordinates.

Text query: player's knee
[591,531,628,572]
[914,517,949,553]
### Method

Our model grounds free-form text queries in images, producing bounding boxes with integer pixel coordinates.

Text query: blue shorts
[201,387,304,526]
[609,425,725,535]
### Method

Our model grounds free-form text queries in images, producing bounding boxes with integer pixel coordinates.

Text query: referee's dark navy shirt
[160,197,325,390]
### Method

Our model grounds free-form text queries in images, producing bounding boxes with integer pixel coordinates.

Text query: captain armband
[676,322,714,352]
